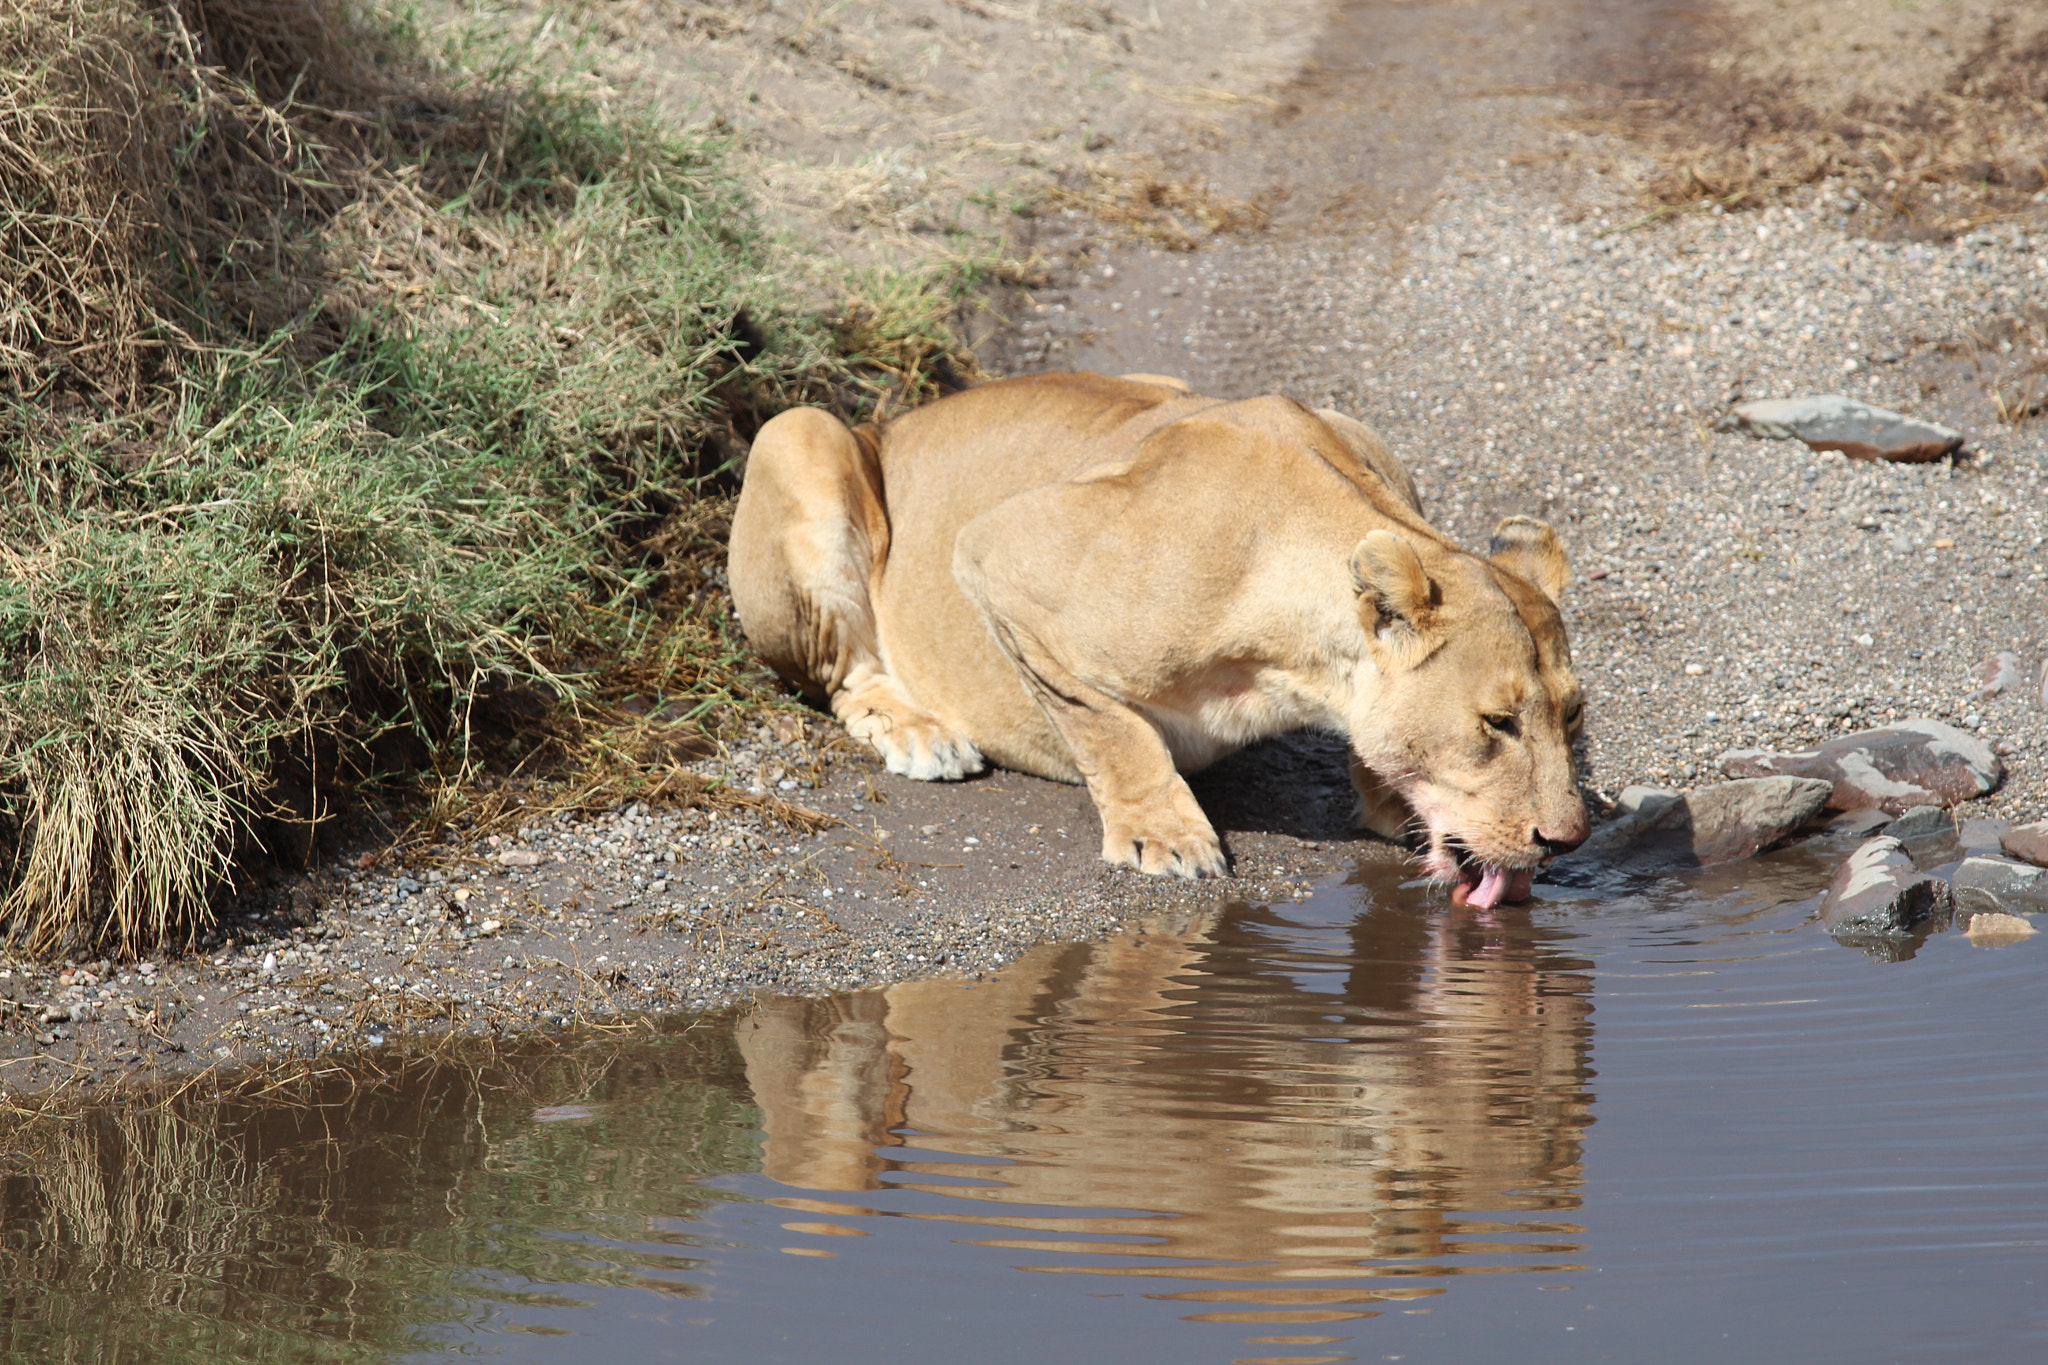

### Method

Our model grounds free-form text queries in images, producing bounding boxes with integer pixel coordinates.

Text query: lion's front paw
[1100,812,1227,879]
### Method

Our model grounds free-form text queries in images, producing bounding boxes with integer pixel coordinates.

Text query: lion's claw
[1103,819,1227,879]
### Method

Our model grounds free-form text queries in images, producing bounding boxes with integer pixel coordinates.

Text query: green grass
[0,0,979,956]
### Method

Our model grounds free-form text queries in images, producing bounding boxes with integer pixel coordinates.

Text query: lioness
[728,372,1589,908]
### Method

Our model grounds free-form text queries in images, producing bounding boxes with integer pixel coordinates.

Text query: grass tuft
[0,0,979,955]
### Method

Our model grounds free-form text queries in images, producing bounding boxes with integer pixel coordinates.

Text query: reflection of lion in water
[737,894,1593,1278]
[730,372,1587,906]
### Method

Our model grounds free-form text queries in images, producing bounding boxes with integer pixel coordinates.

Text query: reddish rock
[2002,820,2048,869]
[1818,837,1953,938]
[1719,719,2002,815]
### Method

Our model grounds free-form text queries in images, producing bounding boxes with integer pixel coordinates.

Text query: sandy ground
[521,0,1330,267]
[5,0,2047,1102]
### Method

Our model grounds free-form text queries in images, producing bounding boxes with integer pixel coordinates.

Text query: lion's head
[1345,515,1589,909]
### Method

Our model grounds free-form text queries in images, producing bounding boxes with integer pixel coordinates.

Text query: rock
[1881,804,1951,841]
[1718,719,2002,814]
[1827,807,1893,837]
[2040,658,2048,712]
[1681,777,1836,863]
[1576,785,1681,856]
[1952,856,2048,915]
[1715,394,1964,463]
[1817,837,1954,938]
[1977,651,2023,701]
[1557,777,1830,874]
[1964,912,2038,946]
[2002,820,2048,868]
[1959,817,2010,851]
[496,848,544,868]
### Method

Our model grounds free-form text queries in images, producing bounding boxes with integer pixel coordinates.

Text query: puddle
[5,853,2045,1363]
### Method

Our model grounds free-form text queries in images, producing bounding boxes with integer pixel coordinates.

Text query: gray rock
[1959,818,2011,851]
[1682,777,1837,863]
[1575,785,1681,860]
[1715,394,1964,463]
[2002,820,2048,869]
[1818,837,1954,938]
[1719,719,2002,814]
[1614,784,1683,819]
[1952,856,2048,915]
[1881,805,1952,841]
[1561,777,1831,873]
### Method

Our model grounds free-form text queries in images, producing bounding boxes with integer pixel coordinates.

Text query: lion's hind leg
[727,408,983,782]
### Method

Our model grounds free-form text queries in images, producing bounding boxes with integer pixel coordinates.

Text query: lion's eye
[1482,712,1520,739]
[1564,703,1584,730]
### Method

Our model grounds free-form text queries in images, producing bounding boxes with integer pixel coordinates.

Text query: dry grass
[1046,157,1269,251]
[0,0,172,402]
[1593,5,2048,235]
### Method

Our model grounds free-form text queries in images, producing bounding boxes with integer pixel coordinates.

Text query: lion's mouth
[1428,837,1535,911]
[1454,863,1534,910]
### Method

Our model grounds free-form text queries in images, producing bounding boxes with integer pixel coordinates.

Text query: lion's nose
[1532,827,1585,856]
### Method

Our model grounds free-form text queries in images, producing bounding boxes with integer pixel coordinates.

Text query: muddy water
[6,849,2046,1364]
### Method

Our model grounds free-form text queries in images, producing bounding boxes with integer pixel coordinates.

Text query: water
[5,850,2046,1364]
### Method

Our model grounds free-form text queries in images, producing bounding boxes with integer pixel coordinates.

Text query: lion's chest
[1138,666,1336,774]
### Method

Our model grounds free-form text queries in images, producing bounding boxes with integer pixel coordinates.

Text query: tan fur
[729,373,1588,880]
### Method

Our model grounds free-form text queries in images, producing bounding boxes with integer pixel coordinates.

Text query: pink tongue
[1457,866,1535,911]
[1467,866,1510,910]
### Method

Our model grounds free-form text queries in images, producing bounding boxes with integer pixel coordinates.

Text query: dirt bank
[5,0,2045,1103]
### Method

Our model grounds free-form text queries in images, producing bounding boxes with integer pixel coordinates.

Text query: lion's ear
[1488,516,1569,604]
[1351,531,1439,667]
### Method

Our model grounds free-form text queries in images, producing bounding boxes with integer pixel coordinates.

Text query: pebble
[1963,912,2038,945]
[1977,651,2024,701]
